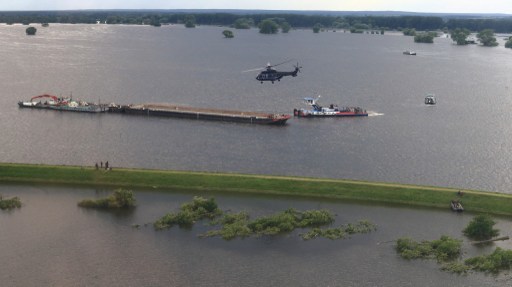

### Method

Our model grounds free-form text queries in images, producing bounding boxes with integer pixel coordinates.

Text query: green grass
[1,162,512,216]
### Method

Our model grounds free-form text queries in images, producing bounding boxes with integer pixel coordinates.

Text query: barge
[18,94,107,113]
[294,96,368,118]
[110,103,291,125]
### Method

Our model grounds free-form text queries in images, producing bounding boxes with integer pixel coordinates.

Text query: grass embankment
[1,163,512,216]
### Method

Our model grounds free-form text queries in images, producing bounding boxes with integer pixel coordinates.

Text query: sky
[1,0,512,14]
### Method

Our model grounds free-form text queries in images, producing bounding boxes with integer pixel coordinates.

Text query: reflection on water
[1,184,511,286]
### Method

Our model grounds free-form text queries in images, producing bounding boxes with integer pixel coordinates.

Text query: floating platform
[110,103,291,125]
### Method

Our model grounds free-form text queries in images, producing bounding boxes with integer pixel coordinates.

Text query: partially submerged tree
[313,23,323,33]
[258,19,279,34]
[477,29,498,47]
[233,18,253,29]
[403,28,416,36]
[78,188,136,209]
[463,214,499,240]
[280,22,291,33]
[222,30,234,38]
[184,15,196,28]
[450,28,471,45]
[25,26,37,35]
[414,32,435,43]
[506,37,512,49]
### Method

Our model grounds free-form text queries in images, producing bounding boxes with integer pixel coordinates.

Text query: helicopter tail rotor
[294,62,302,73]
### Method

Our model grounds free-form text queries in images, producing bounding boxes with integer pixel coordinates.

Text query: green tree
[463,214,499,240]
[414,32,435,43]
[233,18,253,29]
[258,19,279,34]
[280,22,291,33]
[477,29,498,47]
[353,23,370,30]
[25,26,37,35]
[505,37,512,48]
[149,18,161,27]
[313,23,323,33]
[332,20,349,29]
[184,15,196,28]
[350,28,363,34]
[222,29,234,38]
[450,28,471,45]
[403,28,416,36]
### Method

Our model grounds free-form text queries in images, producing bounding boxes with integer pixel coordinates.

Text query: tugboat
[425,94,436,105]
[18,94,107,113]
[294,96,368,118]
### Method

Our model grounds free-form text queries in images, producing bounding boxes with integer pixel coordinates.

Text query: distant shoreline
[1,163,512,216]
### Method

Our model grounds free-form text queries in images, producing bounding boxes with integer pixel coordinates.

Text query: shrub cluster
[204,208,342,240]
[78,188,136,209]
[0,196,22,210]
[301,220,376,240]
[154,196,222,229]
[462,214,499,240]
[396,235,462,262]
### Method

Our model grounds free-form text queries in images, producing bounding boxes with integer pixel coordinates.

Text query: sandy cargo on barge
[110,103,291,125]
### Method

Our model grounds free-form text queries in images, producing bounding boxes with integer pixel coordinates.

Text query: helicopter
[243,60,302,84]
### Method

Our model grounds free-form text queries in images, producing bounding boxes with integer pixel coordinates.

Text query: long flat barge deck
[110,103,291,125]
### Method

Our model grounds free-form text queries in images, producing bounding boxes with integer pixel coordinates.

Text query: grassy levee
[1,163,512,216]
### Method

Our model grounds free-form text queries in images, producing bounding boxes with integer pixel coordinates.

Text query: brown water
[1,25,512,192]
[1,184,511,286]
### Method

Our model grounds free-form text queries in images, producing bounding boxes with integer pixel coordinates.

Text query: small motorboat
[425,94,436,105]
[403,50,416,55]
[450,200,464,212]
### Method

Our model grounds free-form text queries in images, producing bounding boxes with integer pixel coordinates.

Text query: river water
[1,24,512,192]
[1,24,512,286]
[1,185,512,286]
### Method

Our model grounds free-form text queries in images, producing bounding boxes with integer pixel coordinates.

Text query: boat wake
[368,111,384,117]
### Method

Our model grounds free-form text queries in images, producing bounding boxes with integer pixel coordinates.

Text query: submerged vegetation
[258,19,279,34]
[450,28,471,45]
[222,29,234,38]
[203,208,337,240]
[414,32,435,43]
[153,196,375,241]
[477,29,498,46]
[78,188,136,209]
[301,220,377,240]
[462,214,500,240]
[396,236,462,262]
[397,214,512,275]
[441,248,512,274]
[25,26,37,35]
[0,195,22,210]
[154,196,222,229]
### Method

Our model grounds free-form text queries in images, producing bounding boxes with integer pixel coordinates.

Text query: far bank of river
[1,163,512,216]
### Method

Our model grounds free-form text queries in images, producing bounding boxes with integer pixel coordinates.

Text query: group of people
[95,161,111,171]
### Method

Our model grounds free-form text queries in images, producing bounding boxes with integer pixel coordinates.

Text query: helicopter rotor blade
[241,67,265,73]
[272,59,295,68]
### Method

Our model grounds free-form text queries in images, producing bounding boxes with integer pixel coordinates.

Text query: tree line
[2,11,512,32]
